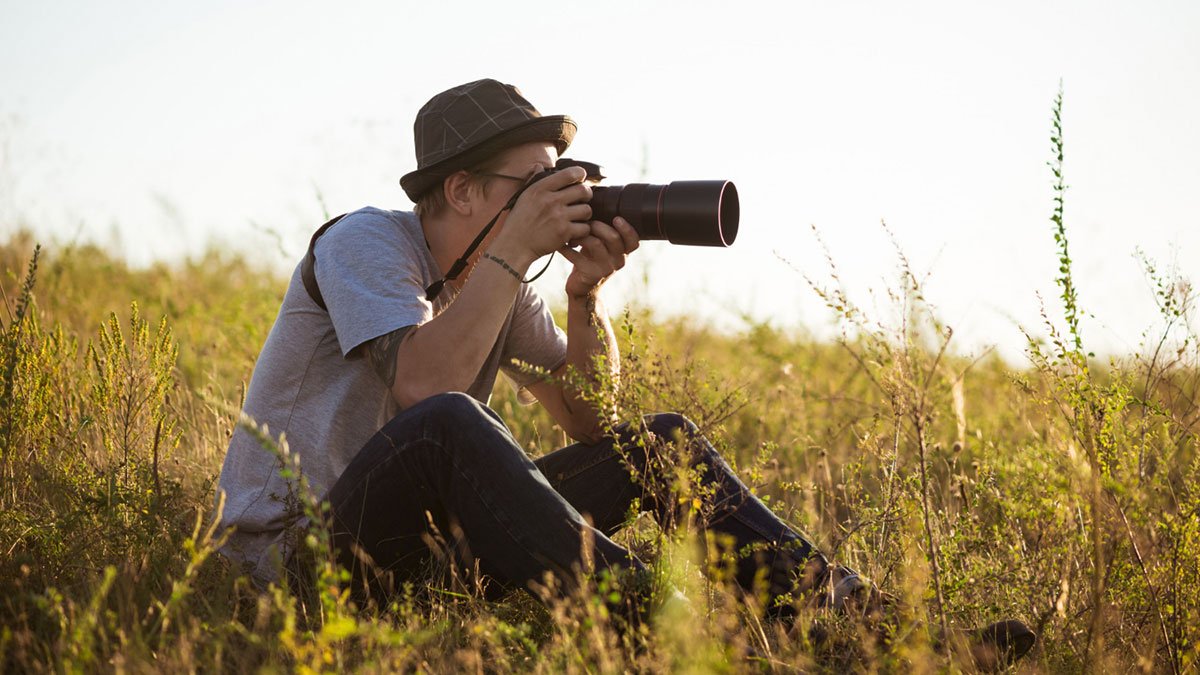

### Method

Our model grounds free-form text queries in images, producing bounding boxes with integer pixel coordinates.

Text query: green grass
[2,93,1198,673]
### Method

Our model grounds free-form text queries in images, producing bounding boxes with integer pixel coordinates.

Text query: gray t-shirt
[215,207,567,584]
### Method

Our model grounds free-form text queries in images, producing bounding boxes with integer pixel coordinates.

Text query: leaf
[319,615,356,641]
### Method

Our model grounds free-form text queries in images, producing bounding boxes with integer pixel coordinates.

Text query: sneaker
[819,565,892,624]
[957,619,1037,671]
[808,568,1037,671]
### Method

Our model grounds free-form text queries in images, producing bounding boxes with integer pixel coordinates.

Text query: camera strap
[300,212,348,311]
[300,184,555,311]
[422,177,555,301]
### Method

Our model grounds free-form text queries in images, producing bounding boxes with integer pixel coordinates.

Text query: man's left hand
[558,216,640,298]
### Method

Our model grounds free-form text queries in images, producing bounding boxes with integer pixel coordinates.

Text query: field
[2,102,1198,673]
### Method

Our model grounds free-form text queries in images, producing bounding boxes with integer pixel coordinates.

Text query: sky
[2,0,1198,361]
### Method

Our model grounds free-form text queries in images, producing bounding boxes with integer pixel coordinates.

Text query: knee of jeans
[422,392,512,455]
[637,412,711,468]
[424,392,496,431]
[423,391,480,413]
[644,412,697,442]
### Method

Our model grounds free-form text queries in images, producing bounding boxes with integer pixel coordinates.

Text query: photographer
[215,79,1032,667]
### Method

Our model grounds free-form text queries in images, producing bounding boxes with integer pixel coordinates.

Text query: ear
[442,171,475,216]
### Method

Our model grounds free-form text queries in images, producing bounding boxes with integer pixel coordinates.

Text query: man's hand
[558,217,640,299]
[492,166,593,268]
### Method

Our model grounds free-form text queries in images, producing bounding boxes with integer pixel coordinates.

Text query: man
[216,79,1033,666]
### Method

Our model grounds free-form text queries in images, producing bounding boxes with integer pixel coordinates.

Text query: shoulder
[313,207,429,267]
[318,207,419,249]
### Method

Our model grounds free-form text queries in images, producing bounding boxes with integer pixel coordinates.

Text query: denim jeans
[317,392,830,612]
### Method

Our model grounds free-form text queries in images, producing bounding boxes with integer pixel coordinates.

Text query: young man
[216,79,1033,666]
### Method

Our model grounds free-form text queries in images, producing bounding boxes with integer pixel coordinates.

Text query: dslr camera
[531,158,739,247]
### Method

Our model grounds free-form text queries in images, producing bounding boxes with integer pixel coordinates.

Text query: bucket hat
[400,79,576,202]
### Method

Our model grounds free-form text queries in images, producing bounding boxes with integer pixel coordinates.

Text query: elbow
[390,385,424,410]
[555,390,615,445]
[391,379,459,410]
[388,358,476,409]
[563,414,608,445]
[570,428,603,445]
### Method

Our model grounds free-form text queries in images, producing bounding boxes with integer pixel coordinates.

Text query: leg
[322,392,642,604]
[535,413,830,614]
[536,416,1037,667]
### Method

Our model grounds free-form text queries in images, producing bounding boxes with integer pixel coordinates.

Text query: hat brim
[400,115,576,203]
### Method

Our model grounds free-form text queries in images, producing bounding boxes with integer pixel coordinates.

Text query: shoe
[822,568,1035,670]
[820,566,892,624]
[780,562,1035,670]
[959,619,1037,671]
[803,614,1036,672]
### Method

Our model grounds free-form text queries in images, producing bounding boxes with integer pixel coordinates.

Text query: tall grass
[1,90,1198,672]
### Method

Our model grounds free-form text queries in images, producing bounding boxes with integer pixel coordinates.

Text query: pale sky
[2,0,1198,361]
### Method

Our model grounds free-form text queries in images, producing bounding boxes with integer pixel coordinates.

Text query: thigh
[324,392,615,602]
[327,439,448,598]
[324,398,478,599]
[534,433,644,536]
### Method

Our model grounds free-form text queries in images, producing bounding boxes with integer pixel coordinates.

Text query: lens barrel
[588,180,739,247]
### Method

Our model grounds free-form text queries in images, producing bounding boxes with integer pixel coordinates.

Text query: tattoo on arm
[585,291,599,329]
[367,325,415,388]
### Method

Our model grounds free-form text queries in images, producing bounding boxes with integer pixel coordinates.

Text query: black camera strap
[421,194,514,302]
[422,174,557,301]
[300,212,347,311]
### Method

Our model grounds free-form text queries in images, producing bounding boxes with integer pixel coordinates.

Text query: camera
[533,158,739,247]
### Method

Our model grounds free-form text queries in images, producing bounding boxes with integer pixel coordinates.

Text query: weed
[1,85,1197,671]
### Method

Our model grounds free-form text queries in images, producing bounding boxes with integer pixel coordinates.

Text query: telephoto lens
[588,181,739,247]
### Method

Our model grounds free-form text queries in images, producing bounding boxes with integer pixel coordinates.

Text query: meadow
[1,96,1198,673]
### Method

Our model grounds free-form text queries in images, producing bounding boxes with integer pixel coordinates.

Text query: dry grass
[2,93,1198,673]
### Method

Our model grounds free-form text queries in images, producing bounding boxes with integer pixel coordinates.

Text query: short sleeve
[500,284,567,402]
[313,210,434,357]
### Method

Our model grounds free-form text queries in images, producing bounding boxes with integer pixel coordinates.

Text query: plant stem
[915,416,947,637]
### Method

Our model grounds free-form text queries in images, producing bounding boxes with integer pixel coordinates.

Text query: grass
[1,92,1198,673]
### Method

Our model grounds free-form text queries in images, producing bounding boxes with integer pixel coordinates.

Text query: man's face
[478,141,558,208]
[470,141,558,248]
[472,139,556,234]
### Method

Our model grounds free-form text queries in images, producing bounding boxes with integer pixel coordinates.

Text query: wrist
[488,235,536,272]
[567,283,601,304]
[481,252,524,282]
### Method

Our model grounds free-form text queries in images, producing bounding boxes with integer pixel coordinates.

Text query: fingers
[558,182,592,205]
[589,220,627,260]
[562,232,625,271]
[580,234,610,261]
[556,243,583,265]
[563,220,591,241]
[558,227,630,296]
[564,202,593,223]
[558,235,602,257]
[557,242,602,275]
[565,218,639,254]
[526,171,592,223]
[534,165,588,192]
[611,216,640,253]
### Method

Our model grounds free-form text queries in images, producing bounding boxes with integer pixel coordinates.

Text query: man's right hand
[493,166,593,267]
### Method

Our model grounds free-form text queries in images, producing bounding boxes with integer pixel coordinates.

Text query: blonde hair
[413,153,510,219]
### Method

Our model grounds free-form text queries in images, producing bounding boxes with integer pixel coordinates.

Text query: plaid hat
[400,79,576,202]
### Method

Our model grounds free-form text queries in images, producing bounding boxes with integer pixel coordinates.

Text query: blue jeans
[319,392,829,612]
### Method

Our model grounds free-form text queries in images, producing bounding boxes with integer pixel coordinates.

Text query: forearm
[391,244,531,406]
[562,287,621,435]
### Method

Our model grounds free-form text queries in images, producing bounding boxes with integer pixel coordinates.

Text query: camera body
[531,158,739,247]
